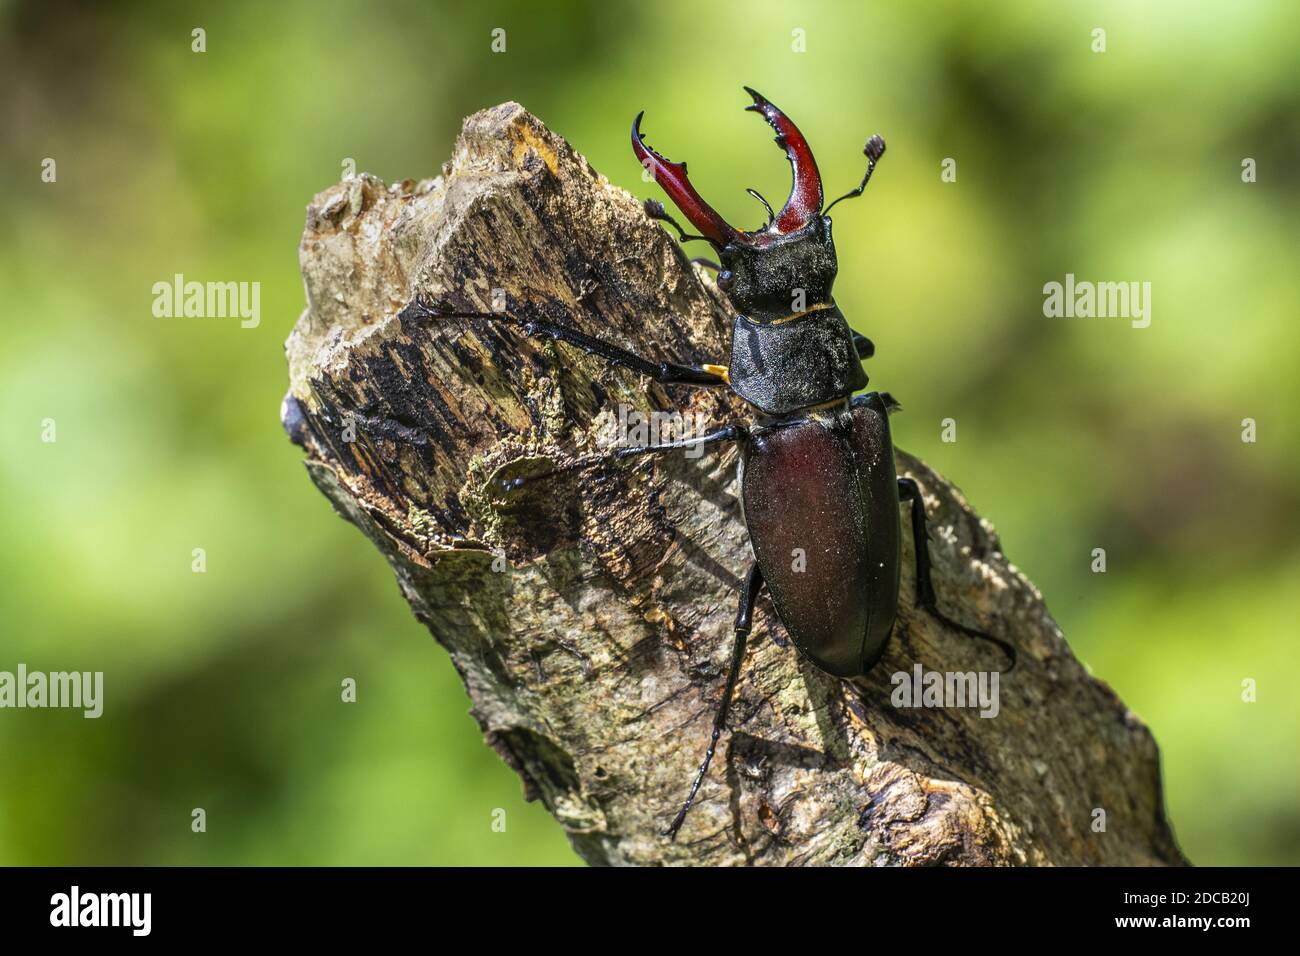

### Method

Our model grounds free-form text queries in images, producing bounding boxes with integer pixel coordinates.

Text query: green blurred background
[1,0,1296,865]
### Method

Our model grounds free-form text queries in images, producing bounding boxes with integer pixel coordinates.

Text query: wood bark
[280,102,1186,866]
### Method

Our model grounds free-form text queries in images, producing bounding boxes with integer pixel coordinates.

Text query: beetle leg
[496,423,747,492]
[898,477,1017,670]
[852,331,875,360]
[850,390,899,414]
[615,423,747,460]
[664,563,765,841]
[400,296,728,388]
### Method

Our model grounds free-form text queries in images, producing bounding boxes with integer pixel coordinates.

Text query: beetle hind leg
[898,477,1017,670]
[664,563,764,841]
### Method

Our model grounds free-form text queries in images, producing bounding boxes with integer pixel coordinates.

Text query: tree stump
[280,102,1186,866]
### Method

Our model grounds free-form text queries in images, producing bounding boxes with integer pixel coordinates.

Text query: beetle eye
[717,271,733,291]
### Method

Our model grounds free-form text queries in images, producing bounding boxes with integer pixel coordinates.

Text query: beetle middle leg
[498,423,747,491]
[898,477,1017,669]
[664,562,764,841]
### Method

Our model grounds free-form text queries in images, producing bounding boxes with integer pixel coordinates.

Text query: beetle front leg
[852,330,875,360]
[898,477,1017,670]
[400,296,728,388]
[664,562,764,841]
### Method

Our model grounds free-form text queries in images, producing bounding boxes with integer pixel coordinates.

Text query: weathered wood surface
[280,102,1186,866]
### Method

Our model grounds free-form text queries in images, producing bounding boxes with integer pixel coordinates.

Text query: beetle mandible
[404,87,1015,840]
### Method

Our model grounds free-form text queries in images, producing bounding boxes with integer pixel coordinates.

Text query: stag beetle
[404,87,1015,840]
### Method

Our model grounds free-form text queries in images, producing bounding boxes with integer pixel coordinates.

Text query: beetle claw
[741,86,824,235]
[632,88,826,248]
[631,111,737,248]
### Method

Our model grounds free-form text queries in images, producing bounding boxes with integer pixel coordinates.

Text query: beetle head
[632,87,837,322]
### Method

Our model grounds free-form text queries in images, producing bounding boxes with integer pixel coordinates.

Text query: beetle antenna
[823,134,886,216]
[746,188,776,226]
[643,199,716,246]
[690,257,722,272]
